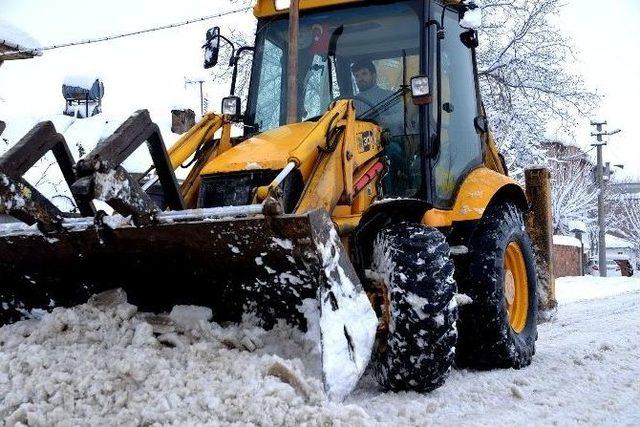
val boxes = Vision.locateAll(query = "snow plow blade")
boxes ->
[0,208,377,401]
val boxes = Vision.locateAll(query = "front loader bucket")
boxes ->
[0,111,376,400]
[0,209,377,401]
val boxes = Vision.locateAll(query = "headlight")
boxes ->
[222,96,241,118]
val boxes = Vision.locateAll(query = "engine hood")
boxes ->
[200,122,316,176]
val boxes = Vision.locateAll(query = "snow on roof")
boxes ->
[606,234,634,249]
[553,235,582,248]
[63,74,101,91]
[0,18,42,55]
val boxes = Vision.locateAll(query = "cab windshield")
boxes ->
[246,0,422,196]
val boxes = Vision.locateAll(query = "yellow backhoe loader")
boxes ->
[0,0,546,400]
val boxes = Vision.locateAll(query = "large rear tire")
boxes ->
[371,223,457,392]
[456,201,538,369]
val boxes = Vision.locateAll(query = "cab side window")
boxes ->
[432,7,483,205]
[254,39,285,132]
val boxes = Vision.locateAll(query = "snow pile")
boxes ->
[0,290,370,425]
[0,18,41,52]
[1,277,639,424]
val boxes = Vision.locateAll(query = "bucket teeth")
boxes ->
[71,166,158,225]
[0,172,65,232]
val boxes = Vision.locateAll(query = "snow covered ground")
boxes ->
[1,276,639,425]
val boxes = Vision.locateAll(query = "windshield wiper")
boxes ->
[360,87,408,121]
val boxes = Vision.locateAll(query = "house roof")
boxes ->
[0,18,42,61]
[606,234,634,249]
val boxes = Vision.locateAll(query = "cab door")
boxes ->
[429,3,484,208]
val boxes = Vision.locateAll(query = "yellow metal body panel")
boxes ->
[201,122,316,177]
[254,0,465,17]
[167,113,222,170]
[199,101,382,217]
[422,167,526,228]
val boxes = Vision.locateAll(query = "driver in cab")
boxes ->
[351,59,403,136]
[351,59,406,193]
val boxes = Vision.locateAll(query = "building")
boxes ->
[0,19,42,136]
[0,18,42,66]
[606,234,634,262]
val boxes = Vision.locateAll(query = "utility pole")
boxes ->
[185,78,205,116]
[590,120,621,277]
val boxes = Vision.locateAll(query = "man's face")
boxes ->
[353,68,376,92]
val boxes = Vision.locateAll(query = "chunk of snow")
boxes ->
[455,293,473,306]
[460,1,482,29]
[406,293,429,320]
[272,237,293,250]
[553,235,582,248]
[63,74,101,91]
[449,245,469,255]
[169,305,213,330]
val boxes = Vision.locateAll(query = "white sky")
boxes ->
[1,0,638,179]
[557,0,640,180]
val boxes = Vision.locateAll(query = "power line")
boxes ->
[3,6,251,56]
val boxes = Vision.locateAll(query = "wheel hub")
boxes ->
[504,270,516,305]
[504,242,529,333]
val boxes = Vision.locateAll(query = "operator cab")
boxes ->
[214,0,485,209]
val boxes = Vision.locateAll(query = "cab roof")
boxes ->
[253,0,464,18]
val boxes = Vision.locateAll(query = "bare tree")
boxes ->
[615,197,640,255]
[477,0,599,177]
[211,0,257,103]
[608,183,640,257]
[549,157,598,235]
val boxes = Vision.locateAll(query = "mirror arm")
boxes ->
[230,46,255,96]
[215,34,237,66]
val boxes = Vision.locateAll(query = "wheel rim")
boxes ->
[504,242,529,333]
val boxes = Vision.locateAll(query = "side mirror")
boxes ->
[203,27,220,69]
[410,76,432,105]
[460,30,479,49]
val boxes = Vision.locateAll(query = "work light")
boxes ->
[410,76,431,105]
[275,0,290,10]
[222,96,241,119]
